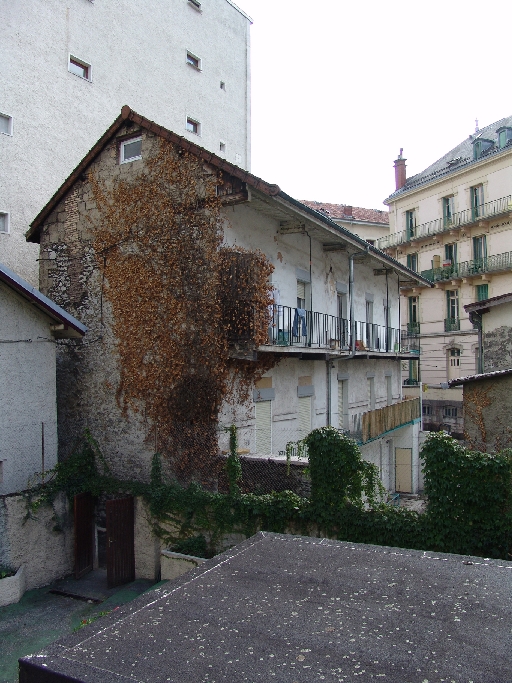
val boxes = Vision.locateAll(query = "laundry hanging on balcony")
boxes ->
[292,308,307,336]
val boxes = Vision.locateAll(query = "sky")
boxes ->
[236,0,512,211]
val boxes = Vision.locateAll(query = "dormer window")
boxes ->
[497,127,512,149]
[473,136,493,160]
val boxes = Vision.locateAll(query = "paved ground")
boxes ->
[0,569,161,683]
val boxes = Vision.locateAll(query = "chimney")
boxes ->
[394,148,407,191]
[343,205,353,218]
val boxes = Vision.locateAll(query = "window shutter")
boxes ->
[298,396,311,439]
[297,281,306,301]
[255,400,272,454]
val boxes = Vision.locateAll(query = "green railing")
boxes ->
[444,318,460,332]
[406,322,420,335]
[376,194,512,250]
[421,250,512,283]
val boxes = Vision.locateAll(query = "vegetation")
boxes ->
[26,428,512,562]
[0,565,16,580]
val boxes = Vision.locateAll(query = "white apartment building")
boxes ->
[377,116,512,436]
[1,0,251,285]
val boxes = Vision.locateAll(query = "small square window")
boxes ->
[68,56,91,81]
[186,52,201,70]
[219,142,226,153]
[0,113,13,136]
[0,212,10,234]
[120,137,142,163]
[186,118,200,135]
[220,81,226,90]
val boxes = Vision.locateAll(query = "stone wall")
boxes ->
[483,325,512,372]
[463,374,512,451]
[0,491,73,591]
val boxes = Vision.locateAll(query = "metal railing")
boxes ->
[265,305,403,353]
[406,322,420,335]
[376,194,512,250]
[444,317,460,332]
[421,250,512,282]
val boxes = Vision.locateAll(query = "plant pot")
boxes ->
[0,565,25,608]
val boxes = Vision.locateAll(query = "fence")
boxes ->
[362,398,420,443]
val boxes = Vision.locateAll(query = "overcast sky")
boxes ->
[236,0,512,211]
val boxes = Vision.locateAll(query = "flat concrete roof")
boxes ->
[20,533,512,682]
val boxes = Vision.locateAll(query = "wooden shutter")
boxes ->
[255,400,272,454]
[298,396,311,439]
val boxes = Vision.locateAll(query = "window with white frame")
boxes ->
[68,56,91,81]
[186,117,200,135]
[0,212,10,234]
[120,137,142,164]
[219,141,226,153]
[186,51,201,70]
[0,113,13,136]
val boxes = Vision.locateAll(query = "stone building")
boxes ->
[377,116,512,438]
[26,107,430,493]
[1,0,251,285]
[0,262,86,495]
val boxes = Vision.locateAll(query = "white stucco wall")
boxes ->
[1,0,251,285]
[0,281,58,494]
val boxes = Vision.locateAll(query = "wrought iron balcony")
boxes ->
[444,317,460,332]
[376,194,512,250]
[421,250,512,283]
[406,322,420,335]
[264,305,405,354]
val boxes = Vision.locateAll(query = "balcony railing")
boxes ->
[265,305,404,353]
[376,194,512,250]
[361,398,420,443]
[421,250,512,283]
[406,322,420,335]
[444,317,460,332]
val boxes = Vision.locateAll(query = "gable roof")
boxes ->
[449,367,512,387]
[25,107,431,288]
[0,262,87,338]
[386,115,512,202]
[465,291,512,314]
[300,200,389,225]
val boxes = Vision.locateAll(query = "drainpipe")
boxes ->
[398,276,403,400]
[348,247,370,358]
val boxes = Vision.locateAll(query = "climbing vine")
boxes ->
[88,136,275,484]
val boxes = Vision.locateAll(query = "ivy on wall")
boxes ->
[88,137,276,484]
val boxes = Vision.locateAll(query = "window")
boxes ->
[422,404,432,416]
[444,243,457,267]
[297,280,306,309]
[449,348,461,368]
[186,117,200,135]
[475,283,488,301]
[338,379,348,431]
[407,253,418,272]
[188,0,201,9]
[442,196,455,227]
[298,395,312,439]
[405,209,416,239]
[471,184,484,220]
[408,296,419,334]
[219,141,226,153]
[366,300,373,324]
[445,290,459,331]
[68,56,91,80]
[0,113,12,136]
[120,137,142,163]
[443,406,457,418]
[220,81,226,90]
[473,137,493,160]
[473,235,487,263]
[186,52,201,69]
[498,127,512,149]
[0,212,9,234]
[337,293,347,320]
[255,400,272,454]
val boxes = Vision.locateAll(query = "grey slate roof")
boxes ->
[0,262,87,338]
[386,114,512,201]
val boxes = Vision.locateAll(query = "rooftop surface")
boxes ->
[386,114,512,201]
[300,200,390,225]
[20,532,512,682]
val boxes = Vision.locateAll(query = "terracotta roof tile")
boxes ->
[300,200,389,225]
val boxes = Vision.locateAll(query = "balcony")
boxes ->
[263,305,406,355]
[376,194,512,250]
[406,321,420,335]
[444,317,460,332]
[421,250,512,283]
[348,398,421,443]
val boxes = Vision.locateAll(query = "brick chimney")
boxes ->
[343,205,353,218]
[394,148,407,191]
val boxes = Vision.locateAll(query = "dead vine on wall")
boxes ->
[89,138,275,484]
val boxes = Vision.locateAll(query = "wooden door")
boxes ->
[106,496,135,588]
[395,448,412,493]
[74,492,94,579]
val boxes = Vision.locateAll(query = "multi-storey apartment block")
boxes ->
[377,116,512,436]
[1,0,251,285]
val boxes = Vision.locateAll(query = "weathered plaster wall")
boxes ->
[483,325,512,372]
[0,492,73,590]
[463,374,512,450]
[1,0,250,285]
[0,281,58,495]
